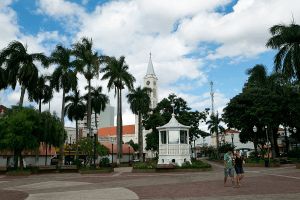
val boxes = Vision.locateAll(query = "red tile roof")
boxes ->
[98,125,135,136]
[0,143,56,156]
[101,143,134,154]
[218,129,240,134]
[278,127,284,131]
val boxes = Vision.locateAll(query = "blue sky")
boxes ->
[0,0,299,145]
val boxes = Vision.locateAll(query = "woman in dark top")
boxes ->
[233,151,245,187]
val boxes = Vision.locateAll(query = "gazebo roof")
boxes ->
[157,114,190,130]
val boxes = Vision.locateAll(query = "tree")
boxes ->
[73,137,110,168]
[126,86,152,162]
[101,56,136,164]
[0,107,64,170]
[0,65,8,90]
[206,112,225,160]
[126,140,139,152]
[64,90,86,159]
[38,111,65,166]
[72,37,106,136]
[0,41,49,107]
[83,86,109,130]
[28,75,53,113]
[50,44,78,166]
[266,20,300,82]
[143,94,209,151]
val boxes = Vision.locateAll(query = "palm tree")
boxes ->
[0,41,49,107]
[126,86,152,162]
[206,112,225,160]
[72,37,106,137]
[50,44,78,166]
[83,85,109,131]
[28,75,53,113]
[101,56,136,164]
[266,20,300,81]
[64,90,86,159]
[0,66,8,90]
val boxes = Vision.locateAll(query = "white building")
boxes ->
[157,112,191,166]
[135,54,158,158]
[77,102,114,129]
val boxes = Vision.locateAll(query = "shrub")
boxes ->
[73,158,82,169]
[288,149,300,158]
[133,163,148,169]
[153,157,158,161]
[99,157,110,166]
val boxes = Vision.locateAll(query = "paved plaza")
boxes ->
[0,160,300,200]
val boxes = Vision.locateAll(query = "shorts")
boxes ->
[235,165,244,174]
[224,168,234,178]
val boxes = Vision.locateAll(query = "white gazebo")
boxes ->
[156,104,191,166]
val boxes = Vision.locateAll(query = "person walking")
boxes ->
[224,148,236,187]
[233,151,245,187]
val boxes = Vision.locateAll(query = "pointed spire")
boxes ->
[146,52,156,77]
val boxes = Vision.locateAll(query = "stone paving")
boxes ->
[0,160,300,200]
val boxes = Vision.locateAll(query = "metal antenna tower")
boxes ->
[210,81,214,116]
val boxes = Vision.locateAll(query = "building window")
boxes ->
[169,131,179,144]
[180,130,187,144]
[161,131,167,144]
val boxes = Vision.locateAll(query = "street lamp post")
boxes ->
[231,133,234,152]
[128,144,131,163]
[253,126,259,164]
[92,126,97,170]
[69,134,71,165]
[264,126,270,167]
[293,127,298,162]
[111,139,114,164]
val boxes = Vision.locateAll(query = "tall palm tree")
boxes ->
[0,66,8,90]
[83,85,109,131]
[64,90,86,159]
[126,86,152,162]
[50,44,78,166]
[101,56,136,164]
[72,37,106,137]
[0,41,49,107]
[28,75,53,113]
[206,112,225,160]
[266,20,300,81]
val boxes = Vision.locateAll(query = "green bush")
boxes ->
[73,159,82,169]
[288,149,300,158]
[152,157,158,161]
[133,163,148,169]
[99,157,110,166]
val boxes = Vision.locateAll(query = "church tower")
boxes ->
[134,53,158,158]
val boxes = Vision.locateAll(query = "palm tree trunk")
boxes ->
[19,84,26,107]
[116,88,121,165]
[39,99,42,113]
[95,112,98,141]
[216,126,219,160]
[268,125,276,159]
[75,119,79,159]
[88,79,92,135]
[120,89,123,162]
[36,99,42,166]
[59,88,66,166]
[49,101,50,111]
[254,132,259,163]
[138,111,143,162]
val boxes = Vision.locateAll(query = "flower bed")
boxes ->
[79,168,114,174]
[6,172,32,176]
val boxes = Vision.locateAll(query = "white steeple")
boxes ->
[145,52,156,78]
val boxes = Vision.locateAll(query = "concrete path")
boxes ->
[0,163,299,199]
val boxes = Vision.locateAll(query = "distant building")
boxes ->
[0,105,8,118]
[97,125,135,144]
[77,101,114,129]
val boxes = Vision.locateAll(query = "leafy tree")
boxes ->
[64,90,86,159]
[206,112,225,160]
[266,20,300,82]
[101,56,136,164]
[143,94,209,151]
[73,137,110,168]
[126,140,139,152]
[50,44,78,166]
[39,111,65,166]
[126,86,152,162]
[83,86,109,130]
[0,41,49,107]
[0,107,64,170]
[219,142,235,154]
